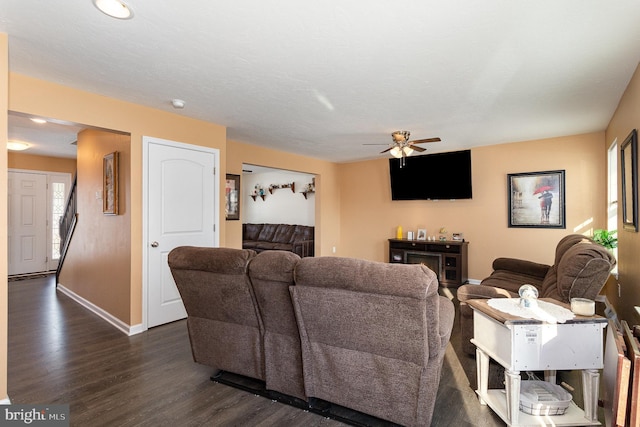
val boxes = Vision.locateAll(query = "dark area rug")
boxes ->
[211,370,402,427]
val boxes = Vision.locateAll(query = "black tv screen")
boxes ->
[389,149,472,200]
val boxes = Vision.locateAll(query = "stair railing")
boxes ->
[56,174,78,283]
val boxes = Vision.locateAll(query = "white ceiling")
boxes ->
[3,1,640,162]
[8,113,81,158]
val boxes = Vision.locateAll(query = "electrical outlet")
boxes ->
[332,246,336,253]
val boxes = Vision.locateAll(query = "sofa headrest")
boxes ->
[540,237,616,300]
[555,240,616,301]
[554,234,593,266]
[294,256,437,299]
[243,223,263,241]
[248,250,301,282]
[168,246,256,273]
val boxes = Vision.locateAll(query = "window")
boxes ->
[51,182,66,259]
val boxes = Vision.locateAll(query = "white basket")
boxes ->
[519,380,572,416]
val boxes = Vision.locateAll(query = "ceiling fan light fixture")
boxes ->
[390,147,402,158]
[93,0,134,20]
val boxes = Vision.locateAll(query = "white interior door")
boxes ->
[8,171,48,275]
[146,138,217,328]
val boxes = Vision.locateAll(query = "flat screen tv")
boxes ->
[389,149,472,200]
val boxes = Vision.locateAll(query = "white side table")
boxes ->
[468,298,607,427]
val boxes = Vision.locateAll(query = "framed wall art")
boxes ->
[621,129,638,232]
[225,174,240,220]
[103,151,119,215]
[507,170,565,228]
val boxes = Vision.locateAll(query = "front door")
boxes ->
[145,137,218,328]
[8,171,48,275]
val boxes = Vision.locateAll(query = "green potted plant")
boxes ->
[592,229,617,250]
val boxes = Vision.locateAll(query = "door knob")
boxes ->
[150,241,159,248]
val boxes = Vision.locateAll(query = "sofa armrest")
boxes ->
[437,296,455,350]
[458,283,519,303]
[492,257,550,278]
[292,239,314,257]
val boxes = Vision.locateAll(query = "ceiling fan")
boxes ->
[366,131,441,167]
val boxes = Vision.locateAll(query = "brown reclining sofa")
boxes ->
[457,234,616,355]
[242,223,314,257]
[168,246,454,427]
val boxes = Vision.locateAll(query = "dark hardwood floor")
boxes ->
[7,275,504,426]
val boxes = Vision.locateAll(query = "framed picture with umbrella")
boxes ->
[507,170,566,228]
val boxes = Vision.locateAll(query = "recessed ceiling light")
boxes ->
[93,0,134,20]
[30,118,47,124]
[7,141,30,151]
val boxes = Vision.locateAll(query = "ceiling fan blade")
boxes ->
[380,147,393,154]
[363,143,391,146]
[411,145,426,152]
[411,137,441,144]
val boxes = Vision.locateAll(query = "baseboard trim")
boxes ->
[129,323,146,335]
[0,396,11,405]
[56,283,145,336]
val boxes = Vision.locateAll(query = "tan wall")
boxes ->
[58,130,132,323]
[226,140,341,255]
[8,152,76,174]
[9,73,226,326]
[606,63,640,324]
[1,33,9,402]
[338,132,607,280]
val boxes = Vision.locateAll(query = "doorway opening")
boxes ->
[241,164,316,227]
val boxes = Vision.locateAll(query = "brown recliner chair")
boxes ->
[457,234,616,354]
[167,247,265,380]
[290,257,455,427]
[247,250,306,400]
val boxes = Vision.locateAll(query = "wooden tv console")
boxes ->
[388,238,468,287]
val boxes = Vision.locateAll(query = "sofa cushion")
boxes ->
[257,223,278,242]
[291,225,313,243]
[492,258,550,278]
[273,243,293,251]
[480,270,543,294]
[244,223,263,241]
[248,251,305,399]
[256,242,278,251]
[273,224,295,243]
[242,241,259,249]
